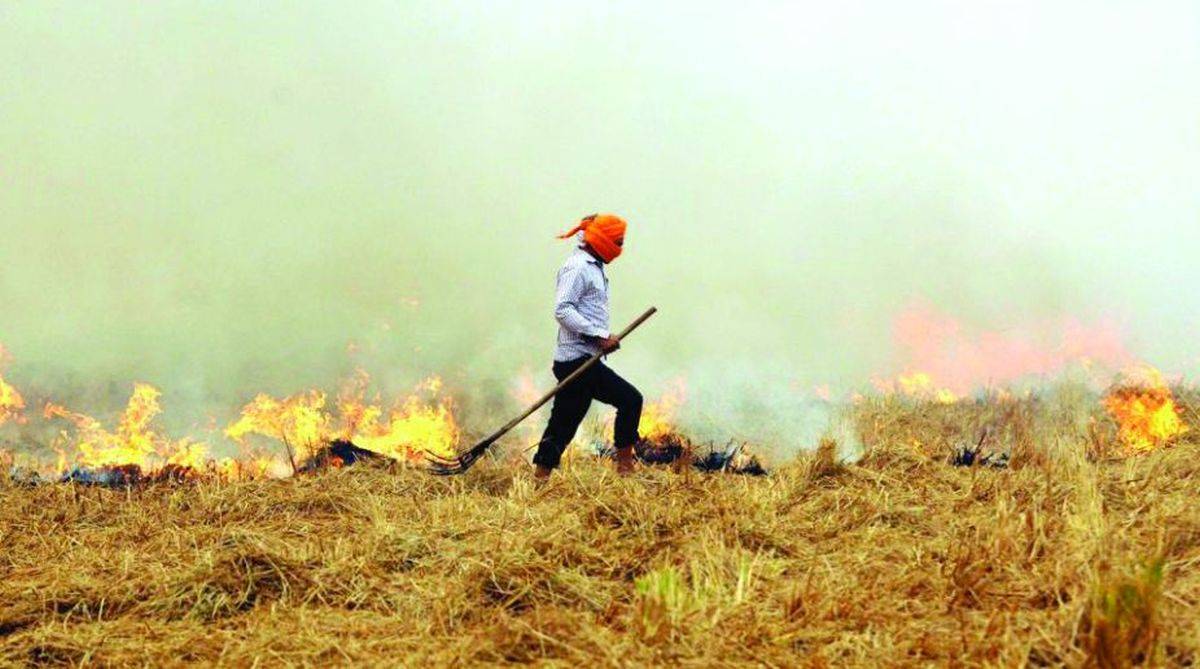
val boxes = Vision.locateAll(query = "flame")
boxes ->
[226,371,460,463]
[337,371,459,461]
[225,390,330,462]
[214,455,284,481]
[872,371,958,404]
[1102,366,1188,454]
[882,301,1132,396]
[347,396,459,460]
[166,440,210,471]
[0,373,25,426]
[639,382,685,442]
[46,383,210,472]
[0,344,26,426]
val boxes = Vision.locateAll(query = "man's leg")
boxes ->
[532,359,595,472]
[592,362,643,473]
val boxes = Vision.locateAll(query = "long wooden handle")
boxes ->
[482,306,658,443]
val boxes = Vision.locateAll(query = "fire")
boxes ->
[872,372,958,404]
[46,383,211,472]
[166,440,211,471]
[0,373,25,426]
[898,372,958,404]
[882,301,1132,396]
[337,372,460,461]
[227,371,460,463]
[1102,366,1188,454]
[639,380,686,442]
[225,390,330,462]
[214,455,285,481]
[0,344,26,426]
[345,395,459,460]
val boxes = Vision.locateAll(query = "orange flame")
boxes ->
[213,455,285,481]
[226,371,460,463]
[0,344,26,426]
[871,371,958,404]
[881,301,1131,396]
[0,374,25,426]
[225,390,330,462]
[46,383,210,472]
[1102,366,1188,454]
[337,371,459,461]
[639,379,687,442]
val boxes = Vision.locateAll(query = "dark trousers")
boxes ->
[533,357,643,469]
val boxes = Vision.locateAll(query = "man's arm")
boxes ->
[554,265,607,337]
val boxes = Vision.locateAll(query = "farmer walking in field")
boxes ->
[533,213,643,481]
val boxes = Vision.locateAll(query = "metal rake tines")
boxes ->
[422,442,489,475]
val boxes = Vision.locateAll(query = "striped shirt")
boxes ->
[553,246,610,362]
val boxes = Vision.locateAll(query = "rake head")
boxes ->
[423,436,497,475]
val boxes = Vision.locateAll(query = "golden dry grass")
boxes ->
[2,392,1198,667]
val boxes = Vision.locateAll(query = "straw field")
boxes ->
[2,390,1198,667]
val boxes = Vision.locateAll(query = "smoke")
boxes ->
[2,1,1198,453]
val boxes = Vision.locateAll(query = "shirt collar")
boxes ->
[574,246,602,266]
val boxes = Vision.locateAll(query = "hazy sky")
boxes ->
[2,2,1198,440]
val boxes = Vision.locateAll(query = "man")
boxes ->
[533,213,643,480]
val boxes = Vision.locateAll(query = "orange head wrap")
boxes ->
[558,213,627,263]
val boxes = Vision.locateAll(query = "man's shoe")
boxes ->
[615,447,636,476]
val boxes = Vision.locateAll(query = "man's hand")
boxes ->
[598,336,621,353]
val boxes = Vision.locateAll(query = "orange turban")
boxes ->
[558,213,627,263]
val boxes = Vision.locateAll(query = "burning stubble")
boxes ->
[1,2,1198,465]
[1,5,1198,665]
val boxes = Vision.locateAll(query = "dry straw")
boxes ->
[2,387,1198,666]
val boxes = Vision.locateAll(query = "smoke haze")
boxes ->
[2,1,1198,449]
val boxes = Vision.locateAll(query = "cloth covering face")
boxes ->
[558,214,626,263]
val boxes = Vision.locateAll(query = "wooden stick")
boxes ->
[280,433,299,476]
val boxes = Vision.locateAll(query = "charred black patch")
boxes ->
[634,434,687,464]
[693,444,769,476]
[950,428,1010,469]
[55,463,204,488]
[609,437,768,475]
[59,464,143,487]
[300,439,383,472]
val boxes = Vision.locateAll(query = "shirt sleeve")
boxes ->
[554,265,609,338]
